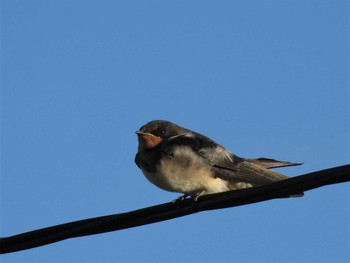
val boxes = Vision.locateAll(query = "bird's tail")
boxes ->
[234,159,304,197]
[247,158,302,169]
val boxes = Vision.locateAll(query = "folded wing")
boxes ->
[165,132,301,187]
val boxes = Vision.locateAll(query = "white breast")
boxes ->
[141,146,230,195]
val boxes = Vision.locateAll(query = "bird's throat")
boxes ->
[138,133,163,151]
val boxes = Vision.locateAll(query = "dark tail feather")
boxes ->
[247,158,302,169]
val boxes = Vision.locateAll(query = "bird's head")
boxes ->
[136,120,187,151]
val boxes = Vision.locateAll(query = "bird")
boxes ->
[135,120,302,200]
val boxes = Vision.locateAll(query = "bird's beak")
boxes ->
[135,131,147,136]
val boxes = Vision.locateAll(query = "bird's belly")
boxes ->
[141,146,230,195]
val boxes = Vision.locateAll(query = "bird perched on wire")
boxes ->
[135,120,302,200]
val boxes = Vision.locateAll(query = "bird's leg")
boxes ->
[192,190,206,202]
[172,190,206,208]
[179,193,189,201]
[172,194,189,206]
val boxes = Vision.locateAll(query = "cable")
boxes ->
[0,164,349,254]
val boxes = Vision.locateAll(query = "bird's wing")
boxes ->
[164,132,293,186]
[245,158,302,169]
[197,146,290,186]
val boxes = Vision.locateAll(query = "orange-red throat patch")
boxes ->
[137,132,163,150]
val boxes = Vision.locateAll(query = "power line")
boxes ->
[0,164,349,254]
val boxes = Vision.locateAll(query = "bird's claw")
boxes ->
[192,190,206,202]
[172,194,189,206]
[172,190,206,207]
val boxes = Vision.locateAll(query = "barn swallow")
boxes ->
[135,120,302,200]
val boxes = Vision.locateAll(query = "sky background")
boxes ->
[1,0,349,262]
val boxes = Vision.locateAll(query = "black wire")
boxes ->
[0,165,349,254]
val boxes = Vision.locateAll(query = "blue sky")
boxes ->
[1,0,349,262]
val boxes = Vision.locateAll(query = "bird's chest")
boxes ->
[139,146,217,194]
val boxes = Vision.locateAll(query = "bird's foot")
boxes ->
[192,190,206,202]
[172,190,206,208]
[172,194,189,207]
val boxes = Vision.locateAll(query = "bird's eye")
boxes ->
[152,128,166,137]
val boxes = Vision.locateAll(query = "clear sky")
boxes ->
[1,0,349,262]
